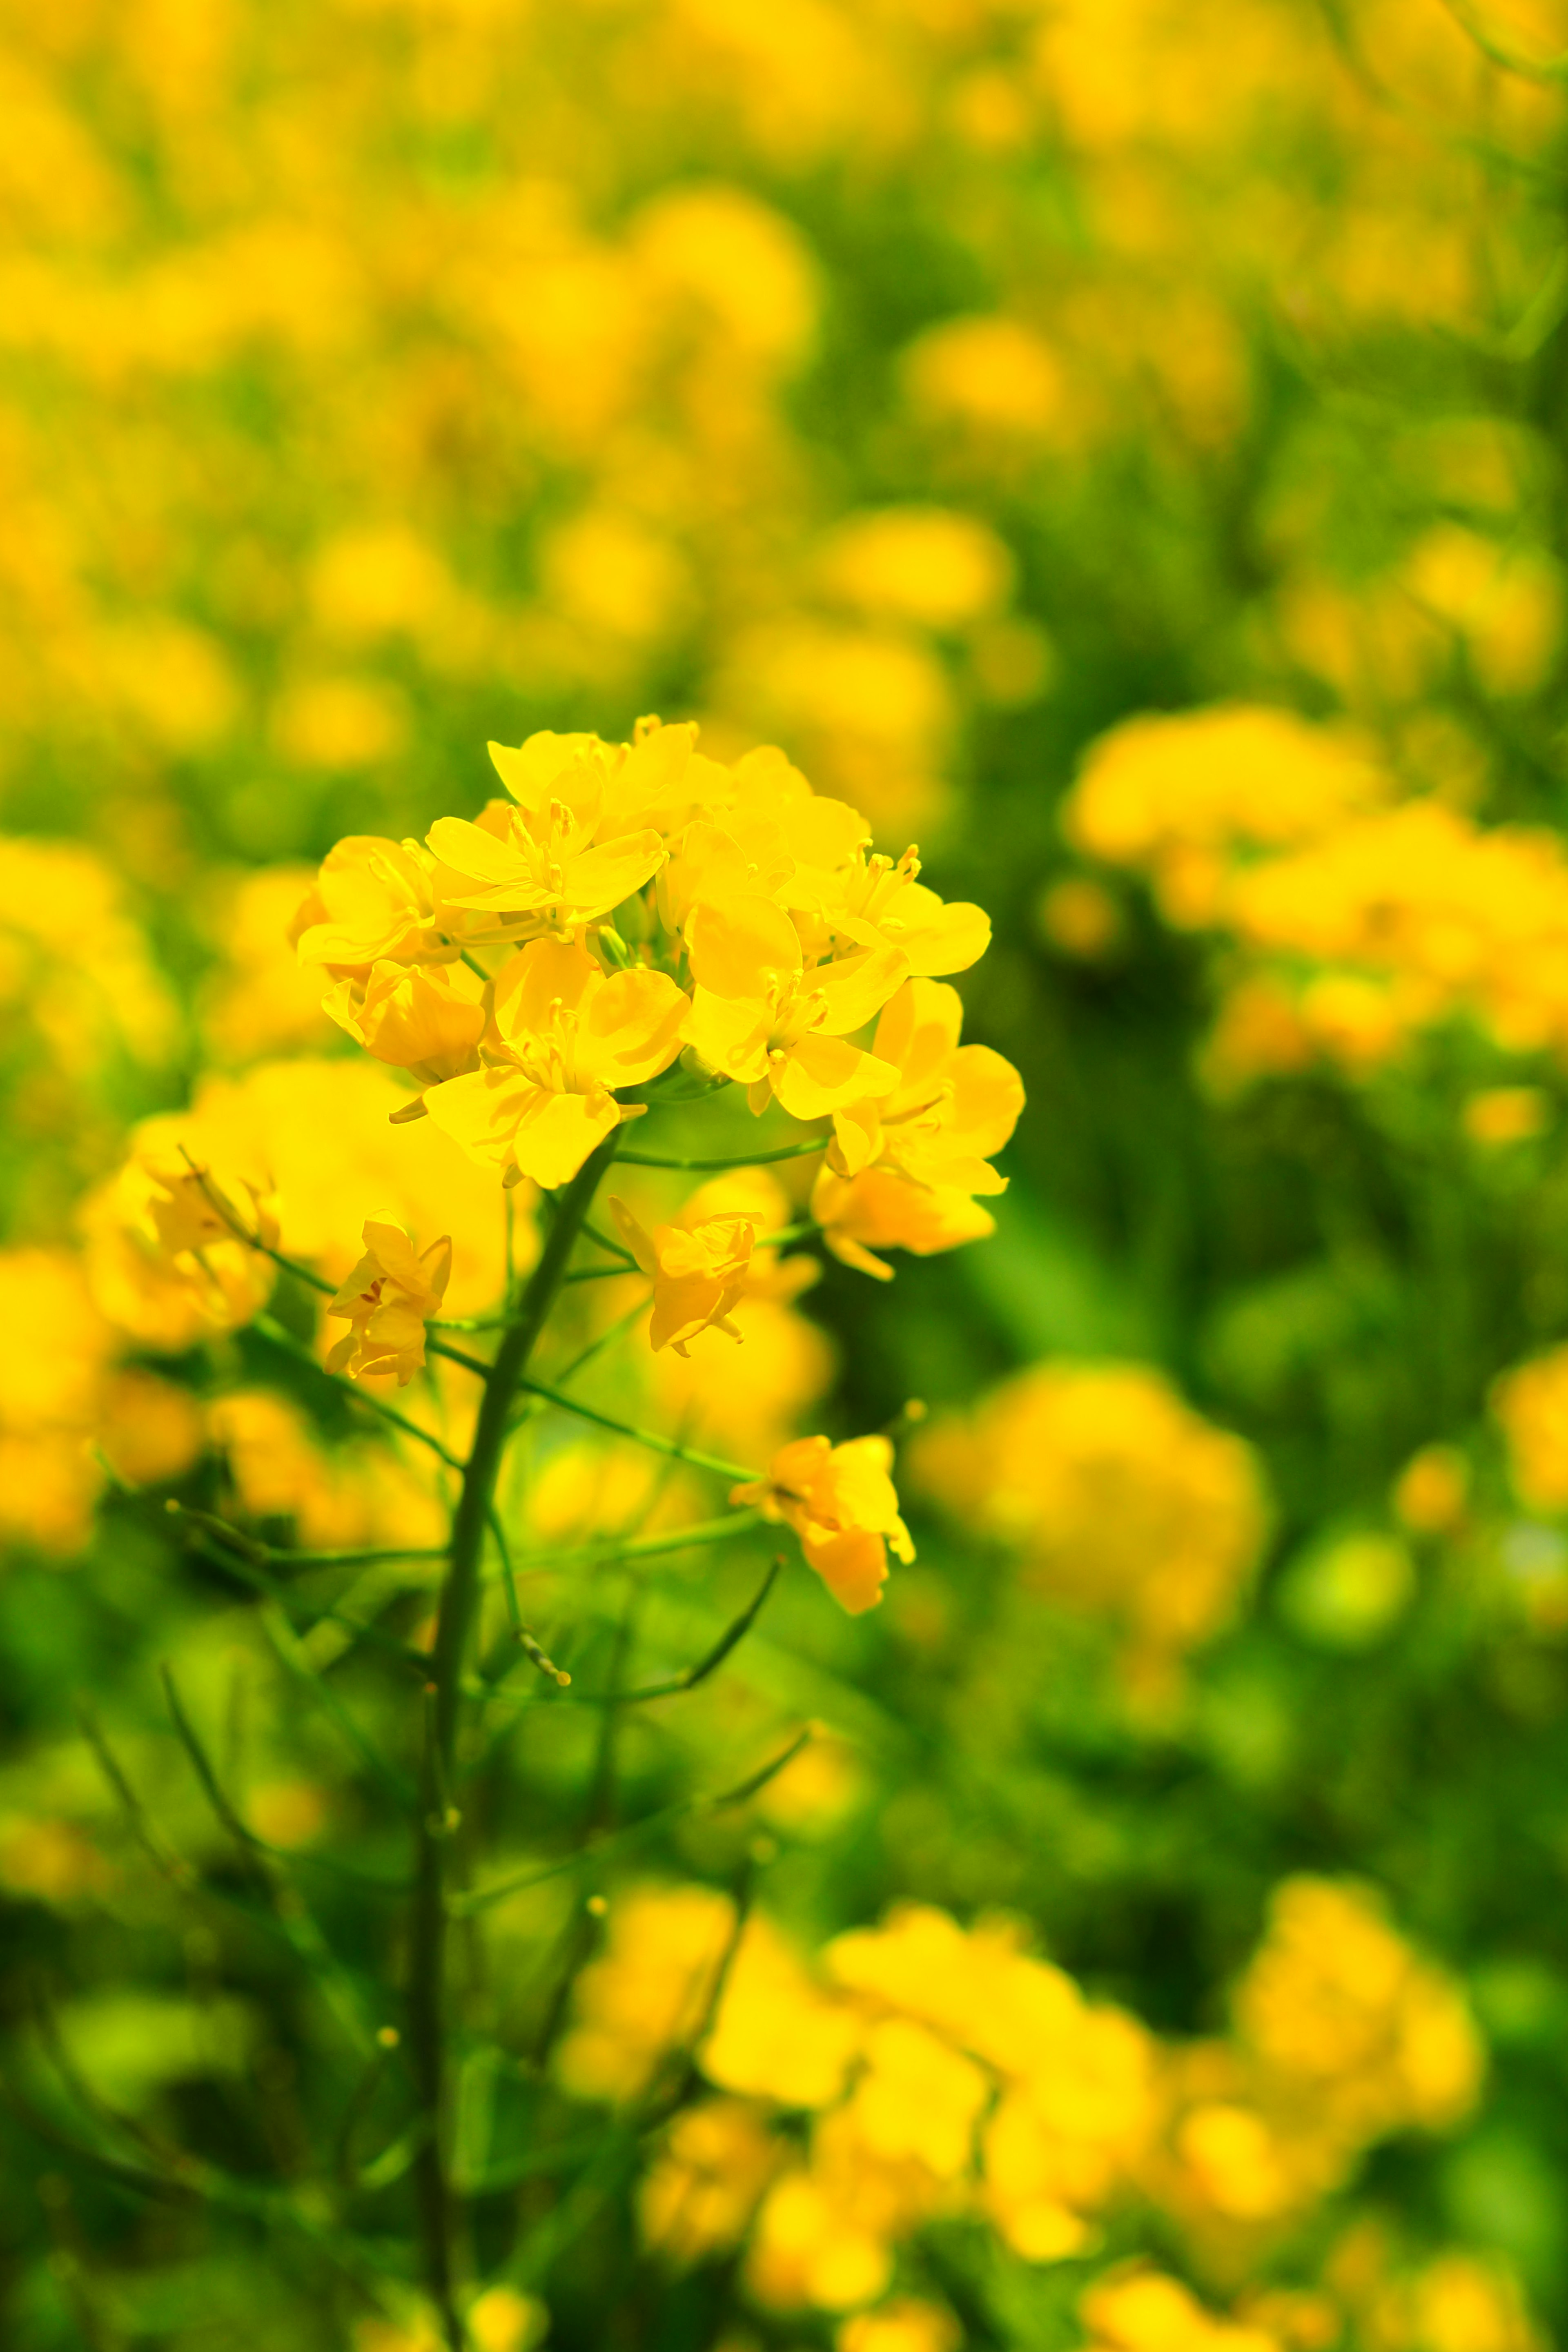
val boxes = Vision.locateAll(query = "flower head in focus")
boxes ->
[293,836,452,972]
[321,959,486,1113]
[608,1195,757,1356]
[684,893,906,1118]
[806,843,991,976]
[826,978,1023,1190]
[425,937,686,1189]
[811,979,1023,1277]
[813,1167,998,1282]
[733,1433,914,1612]
[425,725,695,946]
[325,1217,452,1384]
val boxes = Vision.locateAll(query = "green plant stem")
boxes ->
[613,1138,825,1169]
[406,1131,621,2350]
[514,1377,759,1484]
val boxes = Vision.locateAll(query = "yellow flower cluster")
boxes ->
[559,1871,1483,2332]
[1063,703,1568,1087]
[563,1890,1158,2310]
[293,719,1020,1265]
[1155,1879,1484,2250]
[913,1360,1270,1695]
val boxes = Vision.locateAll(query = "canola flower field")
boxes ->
[8,2,1568,2348]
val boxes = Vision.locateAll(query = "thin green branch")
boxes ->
[159,1664,385,2053]
[251,1314,464,1470]
[427,1336,494,1377]
[178,1524,436,1686]
[508,1508,762,1578]
[455,1725,811,1917]
[613,1138,826,1170]
[515,1379,759,1485]
[581,1219,637,1266]
[257,1600,418,1811]
[167,1501,448,1574]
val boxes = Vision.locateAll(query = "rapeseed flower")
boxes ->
[824,977,1023,1191]
[324,1218,452,1385]
[321,960,486,1109]
[684,893,905,1118]
[913,1363,1268,1685]
[607,1195,756,1356]
[425,725,699,945]
[733,1433,914,1613]
[293,836,452,972]
[425,938,686,1189]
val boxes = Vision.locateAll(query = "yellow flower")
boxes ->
[82,1135,279,1352]
[639,2098,782,2265]
[911,1363,1268,1675]
[321,959,486,1108]
[324,1217,451,1384]
[838,2301,962,2352]
[425,725,693,944]
[293,835,451,971]
[825,977,1023,1189]
[804,844,991,977]
[813,1167,998,1282]
[608,1194,757,1356]
[732,1433,914,1613]
[684,893,905,1118]
[425,938,687,1189]
[1492,1344,1568,1512]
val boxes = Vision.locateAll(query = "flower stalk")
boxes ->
[407,1128,622,2348]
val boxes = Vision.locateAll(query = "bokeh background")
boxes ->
[9,2,1568,2348]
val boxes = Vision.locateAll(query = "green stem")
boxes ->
[514,1378,758,1485]
[613,1138,825,1170]
[406,1132,620,2348]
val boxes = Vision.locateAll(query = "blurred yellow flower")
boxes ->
[913,1362,1269,1681]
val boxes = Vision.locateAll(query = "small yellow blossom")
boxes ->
[812,1167,998,1282]
[425,937,687,1189]
[425,726,690,944]
[321,958,486,1105]
[804,843,992,976]
[732,1433,914,1613]
[556,1884,737,2102]
[608,1194,756,1355]
[825,977,1024,1190]
[293,835,451,972]
[1081,2269,1282,2352]
[684,893,906,1118]
[1463,1087,1551,1147]
[467,2287,548,2352]
[324,1218,452,1384]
